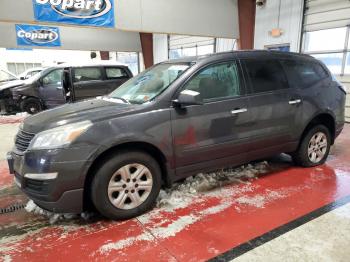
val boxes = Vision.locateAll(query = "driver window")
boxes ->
[42,69,63,85]
[182,62,241,101]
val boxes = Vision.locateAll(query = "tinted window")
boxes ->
[244,59,288,93]
[42,69,63,85]
[74,67,102,82]
[281,60,328,88]
[182,62,241,101]
[106,67,128,79]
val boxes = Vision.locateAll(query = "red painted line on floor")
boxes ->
[0,116,26,125]
[0,125,349,261]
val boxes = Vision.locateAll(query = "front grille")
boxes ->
[15,130,35,153]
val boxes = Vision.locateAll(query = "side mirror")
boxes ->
[20,76,25,80]
[173,90,203,107]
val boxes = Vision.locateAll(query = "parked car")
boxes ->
[1,63,133,114]
[18,67,45,80]
[0,69,24,114]
[7,51,345,220]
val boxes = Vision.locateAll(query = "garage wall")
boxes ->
[0,22,142,52]
[153,34,168,64]
[1,0,239,39]
[302,0,350,122]
[116,0,239,38]
[254,0,304,52]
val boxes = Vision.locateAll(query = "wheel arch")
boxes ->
[83,141,171,210]
[299,112,336,146]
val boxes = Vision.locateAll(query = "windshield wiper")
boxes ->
[110,97,130,104]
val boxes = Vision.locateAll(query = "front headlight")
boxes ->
[29,120,92,150]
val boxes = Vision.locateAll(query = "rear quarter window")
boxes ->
[105,67,129,79]
[74,67,102,82]
[281,60,329,89]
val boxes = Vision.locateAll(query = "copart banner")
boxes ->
[16,24,61,47]
[32,0,115,28]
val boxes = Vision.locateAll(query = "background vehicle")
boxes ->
[8,51,345,220]
[9,63,133,114]
[0,69,23,114]
[18,67,45,80]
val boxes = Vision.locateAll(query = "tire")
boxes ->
[91,150,162,220]
[292,125,331,167]
[21,98,42,114]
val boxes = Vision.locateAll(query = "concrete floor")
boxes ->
[0,116,349,261]
[0,123,19,160]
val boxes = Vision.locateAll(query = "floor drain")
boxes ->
[0,203,26,214]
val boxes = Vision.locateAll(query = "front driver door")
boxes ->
[38,68,65,108]
[171,60,251,177]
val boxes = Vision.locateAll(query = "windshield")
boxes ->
[109,63,191,104]
[0,70,17,83]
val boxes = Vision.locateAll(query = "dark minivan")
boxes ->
[4,63,132,114]
[8,51,346,220]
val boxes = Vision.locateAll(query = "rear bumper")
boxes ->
[335,122,344,140]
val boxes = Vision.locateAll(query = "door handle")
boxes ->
[289,99,301,105]
[231,108,248,114]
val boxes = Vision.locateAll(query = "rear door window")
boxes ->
[105,67,129,79]
[74,67,102,82]
[243,59,289,93]
[281,60,328,88]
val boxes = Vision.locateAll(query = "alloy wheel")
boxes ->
[107,163,153,210]
[307,132,328,163]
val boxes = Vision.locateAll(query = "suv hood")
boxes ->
[23,98,140,133]
[0,80,25,91]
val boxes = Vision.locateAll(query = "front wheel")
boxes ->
[292,125,331,167]
[91,150,161,220]
[21,98,42,114]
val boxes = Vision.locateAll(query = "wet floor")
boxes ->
[0,120,349,261]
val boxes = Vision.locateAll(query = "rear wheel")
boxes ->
[91,151,161,220]
[21,98,42,114]
[292,125,331,167]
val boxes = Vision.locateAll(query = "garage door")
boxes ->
[302,0,350,122]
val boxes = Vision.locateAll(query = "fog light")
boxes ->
[24,172,58,180]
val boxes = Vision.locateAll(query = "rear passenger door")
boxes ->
[241,58,296,156]
[104,67,131,93]
[72,67,108,100]
[280,59,330,140]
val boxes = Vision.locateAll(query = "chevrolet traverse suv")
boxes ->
[8,51,346,220]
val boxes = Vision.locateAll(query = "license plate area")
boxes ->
[7,153,14,175]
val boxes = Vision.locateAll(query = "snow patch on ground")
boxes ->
[25,200,94,224]
[99,162,273,253]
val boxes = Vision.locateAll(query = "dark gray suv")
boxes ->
[7,51,346,220]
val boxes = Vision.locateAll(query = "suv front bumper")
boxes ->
[7,147,95,213]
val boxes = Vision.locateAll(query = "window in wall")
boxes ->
[7,62,42,75]
[345,53,350,75]
[197,45,214,56]
[116,52,139,76]
[304,28,347,52]
[74,68,102,82]
[243,59,288,93]
[311,53,343,75]
[182,62,241,101]
[303,26,350,75]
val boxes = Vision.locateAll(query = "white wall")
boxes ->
[254,0,304,52]
[153,34,168,64]
[0,48,104,71]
